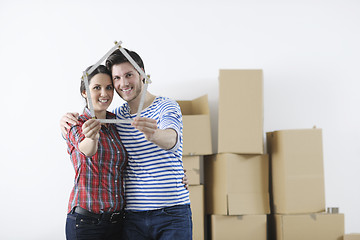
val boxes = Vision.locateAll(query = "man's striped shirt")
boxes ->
[112,96,190,211]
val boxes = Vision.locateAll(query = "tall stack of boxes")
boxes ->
[178,70,347,239]
[266,129,345,239]
[205,69,269,240]
[177,95,213,240]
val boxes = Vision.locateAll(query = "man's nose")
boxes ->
[121,77,129,86]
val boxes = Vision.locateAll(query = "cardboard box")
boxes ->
[266,128,326,214]
[218,69,264,154]
[204,153,270,215]
[344,234,360,240]
[189,185,205,240]
[272,213,344,240]
[211,214,267,240]
[183,156,204,185]
[177,95,212,156]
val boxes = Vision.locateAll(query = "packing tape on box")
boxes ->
[327,207,339,214]
[82,40,151,124]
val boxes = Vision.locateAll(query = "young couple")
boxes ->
[60,48,192,240]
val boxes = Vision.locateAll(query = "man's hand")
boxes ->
[183,169,189,190]
[60,112,79,137]
[131,117,158,141]
[132,117,177,150]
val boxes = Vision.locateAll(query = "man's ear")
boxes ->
[141,68,146,83]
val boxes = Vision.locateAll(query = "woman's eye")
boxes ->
[106,85,113,90]
[93,86,100,90]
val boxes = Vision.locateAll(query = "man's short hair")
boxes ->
[105,48,145,74]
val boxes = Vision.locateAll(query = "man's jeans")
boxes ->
[122,204,193,240]
[65,211,123,240]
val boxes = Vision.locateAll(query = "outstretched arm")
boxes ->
[78,119,101,156]
[132,117,177,150]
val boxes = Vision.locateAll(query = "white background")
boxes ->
[1,0,359,239]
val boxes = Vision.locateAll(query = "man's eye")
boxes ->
[126,73,133,78]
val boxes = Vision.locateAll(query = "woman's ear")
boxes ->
[81,91,87,99]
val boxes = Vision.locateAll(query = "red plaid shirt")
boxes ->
[66,108,127,214]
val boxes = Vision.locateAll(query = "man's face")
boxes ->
[111,62,143,104]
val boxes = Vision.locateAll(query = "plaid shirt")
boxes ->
[66,108,127,214]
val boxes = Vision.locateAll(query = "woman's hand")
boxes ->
[82,119,101,140]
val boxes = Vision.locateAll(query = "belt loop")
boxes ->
[71,207,76,214]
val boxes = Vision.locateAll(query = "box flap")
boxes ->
[276,213,344,240]
[177,94,209,115]
[228,193,270,215]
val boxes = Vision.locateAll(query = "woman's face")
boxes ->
[82,73,114,114]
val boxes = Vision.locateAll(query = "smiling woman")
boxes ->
[65,65,128,240]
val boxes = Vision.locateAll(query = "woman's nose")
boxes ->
[100,88,107,96]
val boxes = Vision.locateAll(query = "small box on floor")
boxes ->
[344,234,360,240]
[271,213,344,240]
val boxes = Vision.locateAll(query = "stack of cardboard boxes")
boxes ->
[205,70,269,240]
[177,95,212,240]
[266,128,345,239]
[178,70,269,239]
[178,69,348,239]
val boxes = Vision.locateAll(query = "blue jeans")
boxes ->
[66,211,123,240]
[122,204,192,240]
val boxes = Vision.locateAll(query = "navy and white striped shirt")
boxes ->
[112,96,190,211]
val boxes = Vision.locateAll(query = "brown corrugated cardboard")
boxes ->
[267,128,326,214]
[177,95,212,155]
[211,214,267,240]
[273,213,344,240]
[205,153,270,215]
[218,69,264,154]
[344,234,360,240]
[189,185,205,240]
[182,156,204,185]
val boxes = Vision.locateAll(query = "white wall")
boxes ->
[1,0,359,239]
